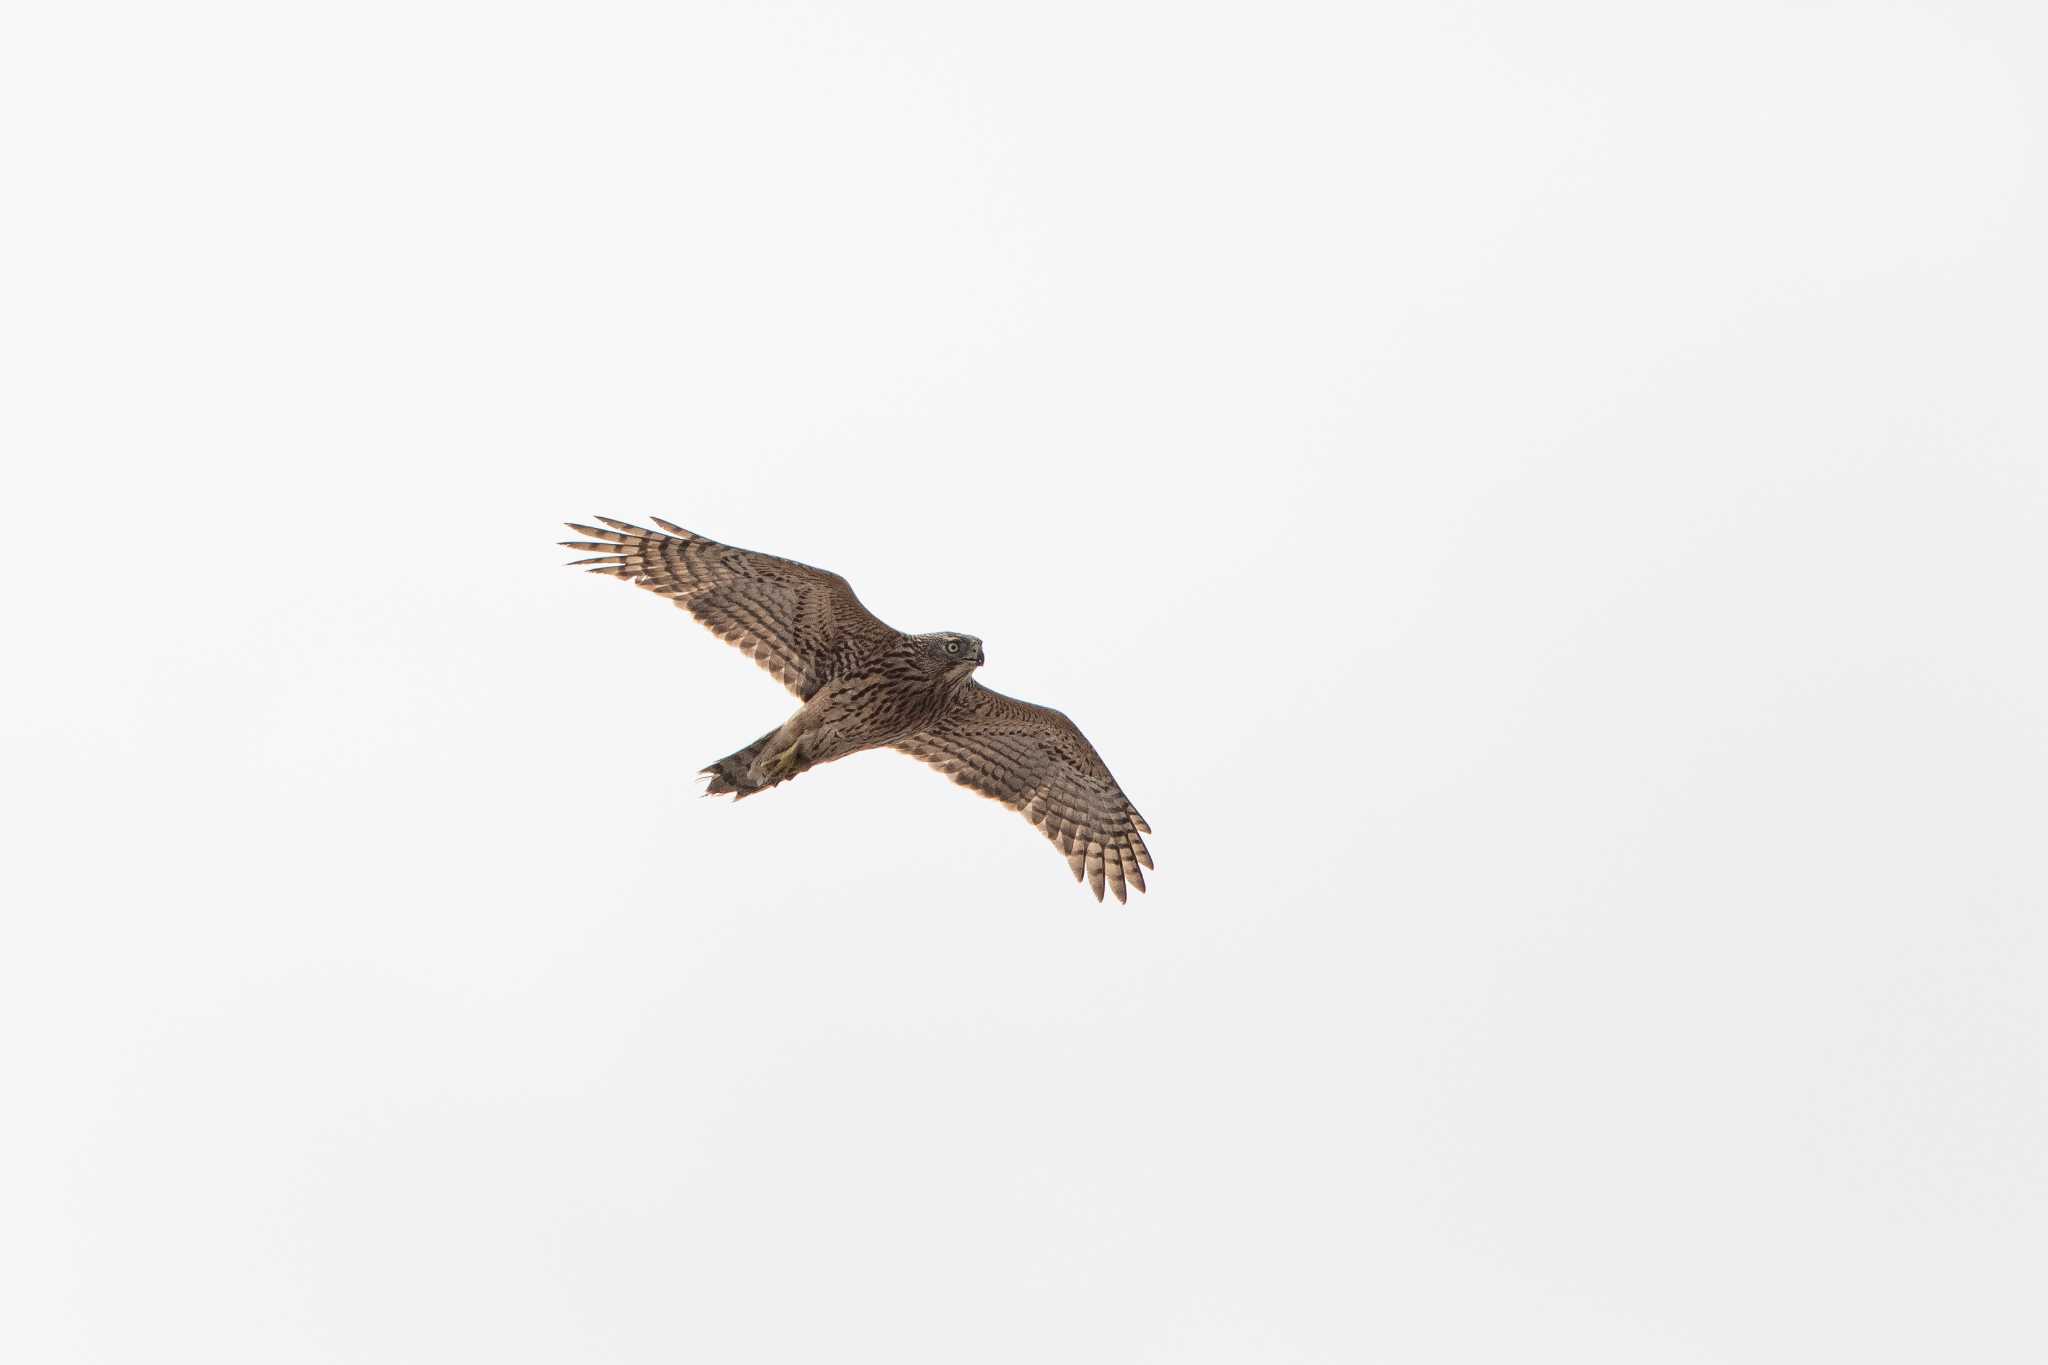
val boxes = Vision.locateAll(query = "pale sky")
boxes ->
[5,1,2046,1361]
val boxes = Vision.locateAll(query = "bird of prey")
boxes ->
[561,517,1153,901]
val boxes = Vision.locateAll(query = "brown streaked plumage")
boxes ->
[562,517,1153,901]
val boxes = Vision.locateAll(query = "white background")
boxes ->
[5,1,2045,1360]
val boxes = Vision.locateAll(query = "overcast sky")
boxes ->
[5,1,2046,1361]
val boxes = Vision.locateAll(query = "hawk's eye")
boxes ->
[945,641,961,654]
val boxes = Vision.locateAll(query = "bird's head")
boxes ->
[923,632,985,674]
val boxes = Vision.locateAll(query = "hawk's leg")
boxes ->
[747,715,833,786]
[721,681,904,792]
[703,724,822,796]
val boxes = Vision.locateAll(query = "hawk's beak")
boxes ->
[975,646,987,665]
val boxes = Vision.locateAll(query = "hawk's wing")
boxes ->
[893,681,1152,902]
[563,517,896,699]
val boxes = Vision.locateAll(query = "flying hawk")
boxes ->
[562,517,1153,901]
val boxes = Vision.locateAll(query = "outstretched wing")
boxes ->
[893,682,1152,903]
[562,517,896,699]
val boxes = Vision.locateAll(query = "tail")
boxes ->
[701,729,787,800]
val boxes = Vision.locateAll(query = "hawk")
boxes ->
[561,517,1154,901]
